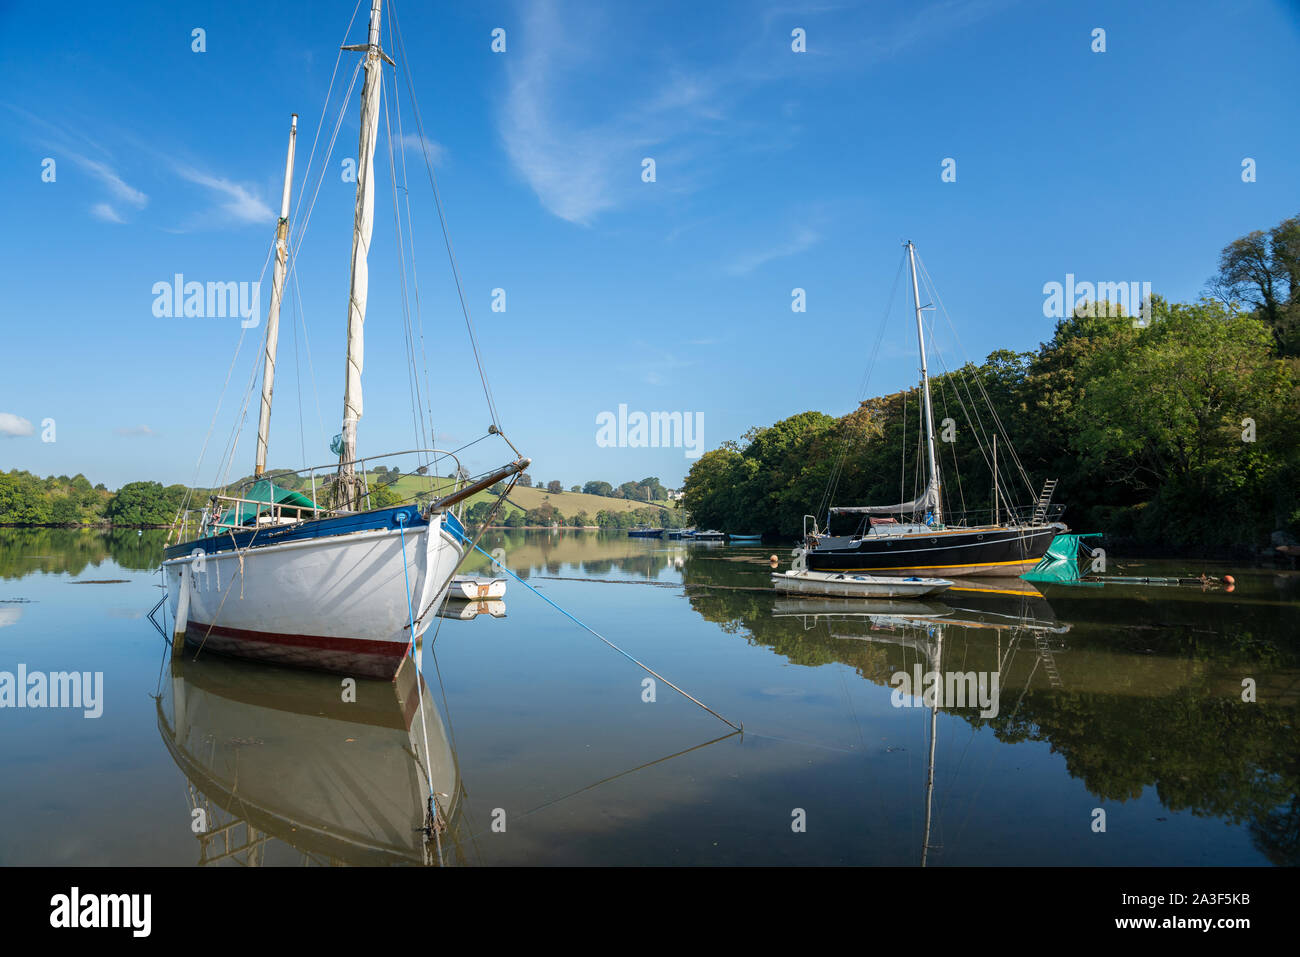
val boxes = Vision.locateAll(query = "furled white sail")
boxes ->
[255,114,298,477]
[830,481,939,516]
[339,0,384,499]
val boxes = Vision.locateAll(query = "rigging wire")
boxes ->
[289,244,308,469]
[388,0,501,430]
[387,19,441,479]
[899,386,907,512]
[464,539,742,731]
[170,236,277,526]
[816,251,907,524]
[380,68,432,466]
[289,265,327,456]
[936,373,967,517]
[915,251,1037,504]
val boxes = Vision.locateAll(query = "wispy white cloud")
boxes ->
[90,202,126,224]
[0,413,34,438]
[499,2,727,225]
[497,0,1016,226]
[7,105,150,223]
[114,424,155,437]
[726,227,820,276]
[173,166,274,225]
[396,132,446,165]
[68,152,148,208]
[624,344,697,385]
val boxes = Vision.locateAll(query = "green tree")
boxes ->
[1210,214,1300,355]
[525,502,563,526]
[104,482,186,526]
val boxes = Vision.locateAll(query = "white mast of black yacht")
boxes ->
[907,241,942,525]
[254,114,298,478]
[337,0,391,508]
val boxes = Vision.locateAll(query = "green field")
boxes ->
[365,472,676,519]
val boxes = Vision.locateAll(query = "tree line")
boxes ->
[682,213,1300,552]
[0,468,683,529]
[0,472,187,527]
[510,474,673,502]
[463,498,686,529]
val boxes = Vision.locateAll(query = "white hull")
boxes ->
[163,517,465,679]
[772,569,953,599]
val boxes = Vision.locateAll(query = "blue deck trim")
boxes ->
[443,509,467,543]
[164,504,438,561]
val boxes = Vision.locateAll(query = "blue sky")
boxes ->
[1,0,1297,491]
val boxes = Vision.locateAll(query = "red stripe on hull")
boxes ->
[185,622,411,680]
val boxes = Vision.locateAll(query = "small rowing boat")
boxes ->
[446,576,507,601]
[772,568,953,599]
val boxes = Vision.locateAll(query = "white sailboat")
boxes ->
[162,0,527,679]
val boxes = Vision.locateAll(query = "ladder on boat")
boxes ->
[1031,479,1058,525]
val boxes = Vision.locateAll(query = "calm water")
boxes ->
[0,527,1296,866]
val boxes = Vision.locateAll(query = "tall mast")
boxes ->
[907,241,942,525]
[337,0,391,508]
[254,113,298,478]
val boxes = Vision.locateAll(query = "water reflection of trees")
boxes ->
[465,529,676,580]
[0,528,169,580]
[679,553,1300,865]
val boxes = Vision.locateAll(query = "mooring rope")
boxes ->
[396,515,446,863]
[463,540,742,732]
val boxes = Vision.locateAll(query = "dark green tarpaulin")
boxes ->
[218,479,319,528]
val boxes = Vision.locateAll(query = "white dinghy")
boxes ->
[446,576,507,601]
[772,547,951,598]
[772,569,953,599]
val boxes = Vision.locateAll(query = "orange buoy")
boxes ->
[1223,574,1235,586]
[769,554,779,564]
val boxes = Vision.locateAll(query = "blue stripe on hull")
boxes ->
[165,505,465,561]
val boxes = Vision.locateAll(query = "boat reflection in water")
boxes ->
[774,579,1068,866]
[436,598,507,621]
[156,650,465,866]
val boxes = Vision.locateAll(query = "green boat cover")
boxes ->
[217,479,320,528]
[1021,532,1102,583]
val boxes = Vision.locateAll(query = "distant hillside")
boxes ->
[366,473,675,518]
